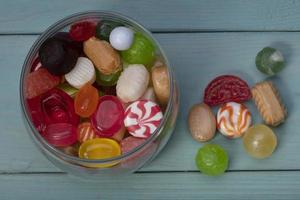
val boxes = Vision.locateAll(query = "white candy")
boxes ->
[65,57,96,89]
[117,64,149,103]
[140,87,157,102]
[109,26,134,51]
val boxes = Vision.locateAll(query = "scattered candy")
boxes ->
[83,37,121,75]
[25,68,60,99]
[251,81,287,126]
[39,37,79,76]
[78,138,121,168]
[69,21,96,41]
[74,83,99,117]
[121,136,147,154]
[243,124,277,159]
[96,20,122,41]
[91,95,125,137]
[195,144,229,176]
[65,57,96,89]
[95,69,121,86]
[141,87,157,102]
[116,64,149,103]
[188,103,216,142]
[77,122,98,143]
[217,102,252,138]
[109,26,134,50]
[124,100,163,138]
[43,123,77,147]
[204,75,251,106]
[256,47,285,76]
[121,32,155,67]
[152,66,170,105]
[57,83,78,98]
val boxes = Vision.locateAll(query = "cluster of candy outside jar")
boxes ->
[24,19,171,168]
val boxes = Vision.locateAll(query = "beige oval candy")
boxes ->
[152,66,170,105]
[83,37,121,75]
[188,103,216,142]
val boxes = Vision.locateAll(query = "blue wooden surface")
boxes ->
[1,0,300,199]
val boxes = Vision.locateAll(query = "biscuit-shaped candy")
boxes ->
[251,81,287,126]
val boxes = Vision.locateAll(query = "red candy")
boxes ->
[43,123,77,147]
[31,57,43,72]
[25,68,60,99]
[204,75,251,106]
[121,136,146,154]
[27,88,80,134]
[69,21,96,42]
[91,95,125,137]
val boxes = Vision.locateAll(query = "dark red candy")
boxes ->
[69,21,96,42]
[204,75,251,106]
[43,123,77,147]
[25,68,60,99]
[31,57,43,72]
[27,88,80,134]
[39,37,79,76]
[53,32,83,54]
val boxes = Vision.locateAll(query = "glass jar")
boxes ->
[19,11,179,179]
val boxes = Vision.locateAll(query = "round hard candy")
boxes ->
[124,100,163,138]
[109,26,134,51]
[43,123,77,147]
[217,102,252,138]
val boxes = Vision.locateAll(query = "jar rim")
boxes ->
[19,10,175,165]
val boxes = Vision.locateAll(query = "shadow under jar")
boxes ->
[19,11,179,179]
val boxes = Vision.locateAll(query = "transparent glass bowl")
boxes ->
[19,11,179,178]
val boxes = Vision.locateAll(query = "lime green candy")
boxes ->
[95,69,121,86]
[121,32,155,68]
[58,83,78,98]
[255,47,285,76]
[195,144,229,176]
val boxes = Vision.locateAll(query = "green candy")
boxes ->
[195,144,229,176]
[95,69,121,86]
[58,83,78,98]
[95,20,122,41]
[255,47,285,76]
[121,32,155,68]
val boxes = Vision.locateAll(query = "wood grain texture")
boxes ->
[1,0,300,33]
[1,32,299,173]
[1,172,300,199]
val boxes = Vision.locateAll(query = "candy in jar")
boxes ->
[95,20,122,41]
[69,21,96,42]
[116,64,149,103]
[217,102,252,138]
[95,69,121,87]
[243,124,277,159]
[152,66,170,105]
[140,87,157,103]
[74,83,99,117]
[121,136,147,154]
[91,95,125,137]
[124,100,163,138]
[77,122,98,143]
[43,123,77,147]
[109,26,134,51]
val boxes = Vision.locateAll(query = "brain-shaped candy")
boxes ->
[217,102,251,138]
[124,100,163,138]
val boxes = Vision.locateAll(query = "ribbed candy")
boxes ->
[124,100,163,138]
[77,122,98,143]
[65,57,95,89]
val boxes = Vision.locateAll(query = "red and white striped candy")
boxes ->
[124,100,163,138]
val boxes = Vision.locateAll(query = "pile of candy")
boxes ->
[188,47,287,175]
[25,20,170,167]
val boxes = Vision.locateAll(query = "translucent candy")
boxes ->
[77,122,98,143]
[43,123,77,147]
[256,47,285,76]
[69,21,96,42]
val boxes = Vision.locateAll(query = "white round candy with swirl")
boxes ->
[124,100,163,138]
[217,102,251,138]
[116,64,149,103]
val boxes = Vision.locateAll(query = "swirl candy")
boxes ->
[116,64,149,103]
[217,102,252,138]
[124,100,163,138]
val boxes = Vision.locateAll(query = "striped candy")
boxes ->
[124,100,163,138]
[217,102,251,138]
[77,122,98,143]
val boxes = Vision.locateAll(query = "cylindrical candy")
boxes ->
[109,26,134,51]
[116,64,149,103]
[217,102,252,138]
[124,100,163,138]
[65,57,96,89]
[77,122,98,143]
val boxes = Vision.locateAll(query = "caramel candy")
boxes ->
[152,66,170,105]
[251,81,287,126]
[83,37,121,75]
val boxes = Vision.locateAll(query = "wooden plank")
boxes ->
[1,32,300,173]
[1,171,300,199]
[2,0,300,33]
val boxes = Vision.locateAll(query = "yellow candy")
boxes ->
[79,138,121,168]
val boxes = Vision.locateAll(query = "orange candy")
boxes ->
[74,83,99,117]
[77,122,98,143]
